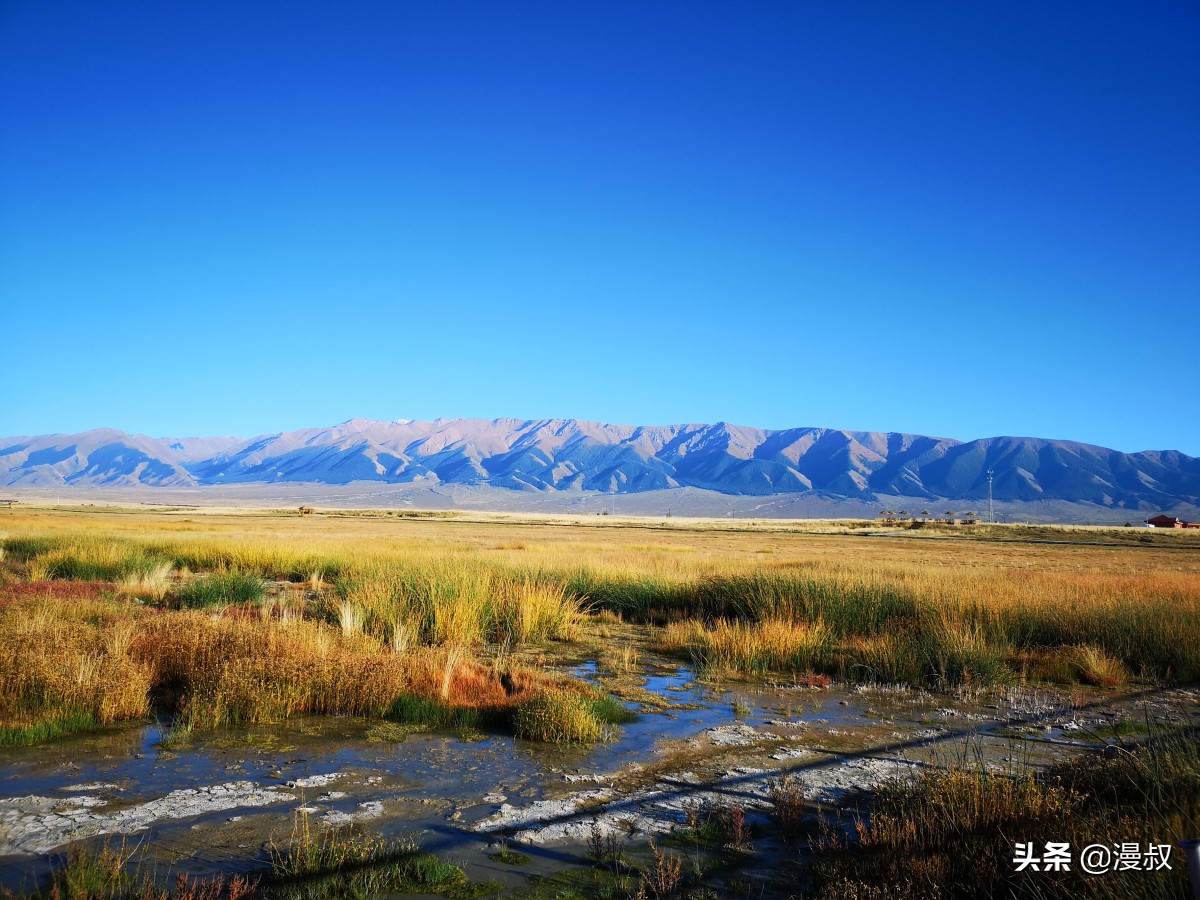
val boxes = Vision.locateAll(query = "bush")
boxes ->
[512,691,606,743]
[176,572,266,608]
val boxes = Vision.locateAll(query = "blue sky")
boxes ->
[2,2,1197,453]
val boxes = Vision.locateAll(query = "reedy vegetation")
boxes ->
[1,514,1197,746]
[0,534,606,745]
[25,824,471,899]
[0,586,608,744]
[267,814,467,898]
[810,728,1200,899]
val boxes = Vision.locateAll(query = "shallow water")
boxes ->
[2,662,1190,893]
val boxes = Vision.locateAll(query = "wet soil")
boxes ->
[1,661,1196,895]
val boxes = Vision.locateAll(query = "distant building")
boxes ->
[1146,514,1199,529]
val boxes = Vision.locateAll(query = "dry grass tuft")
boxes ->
[120,560,174,600]
[658,617,830,676]
[389,619,414,654]
[336,599,364,638]
[1067,643,1129,688]
[0,575,593,744]
[767,774,808,842]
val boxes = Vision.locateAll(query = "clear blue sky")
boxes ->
[2,1,1197,453]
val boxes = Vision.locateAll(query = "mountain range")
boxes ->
[1,418,1197,512]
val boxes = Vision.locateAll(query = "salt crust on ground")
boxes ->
[0,781,293,855]
[475,723,919,845]
[0,772,355,856]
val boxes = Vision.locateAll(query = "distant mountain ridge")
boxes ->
[2,418,1197,511]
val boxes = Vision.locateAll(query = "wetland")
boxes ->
[1,507,1197,898]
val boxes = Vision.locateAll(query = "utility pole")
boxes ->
[987,469,994,523]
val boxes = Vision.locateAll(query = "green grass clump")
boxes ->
[34,830,466,900]
[269,821,466,898]
[176,572,266,608]
[921,618,1014,686]
[661,617,833,677]
[331,559,586,647]
[1,534,58,561]
[512,691,607,743]
[25,541,171,583]
[36,841,254,899]
[586,695,636,725]
[566,570,922,631]
[489,847,533,865]
[386,694,483,730]
[0,711,102,747]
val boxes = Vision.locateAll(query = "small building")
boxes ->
[1146,514,1196,529]
[298,505,314,517]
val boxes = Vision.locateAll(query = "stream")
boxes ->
[2,661,1193,894]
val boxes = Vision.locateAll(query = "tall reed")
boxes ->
[6,522,1199,691]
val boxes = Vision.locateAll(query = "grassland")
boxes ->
[4,508,1198,740]
[2,505,1199,898]
[1,506,1198,748]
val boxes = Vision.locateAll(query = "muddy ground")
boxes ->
[1,658,1195,896]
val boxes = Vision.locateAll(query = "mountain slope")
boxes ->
[0,430,196,487]
[1,418,1196,510]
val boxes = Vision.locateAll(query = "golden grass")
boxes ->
[511,689,606,743]
[10,506,1193,579]
[2,508,1198,734]
[0,595,153,740]
[658,617,831,676]
[335,599,364,637]
[0,585,575,742]
[120,559,174,600]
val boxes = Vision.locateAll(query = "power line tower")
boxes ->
[986,469,994,523]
